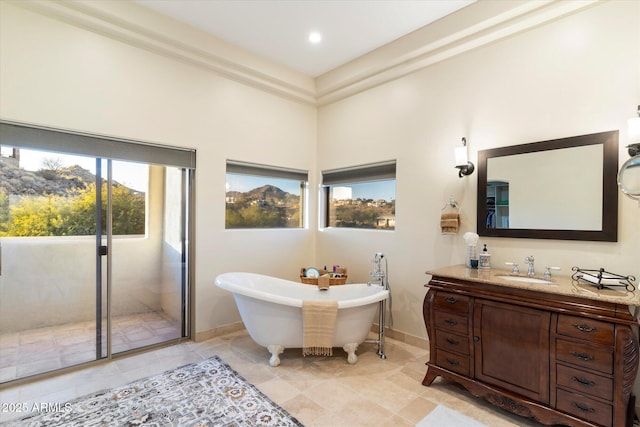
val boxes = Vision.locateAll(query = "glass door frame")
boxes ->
[0,121,195,386]
[100,160,194,360]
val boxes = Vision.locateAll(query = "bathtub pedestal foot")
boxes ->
[267,345,284,367]
[343,343,359,364]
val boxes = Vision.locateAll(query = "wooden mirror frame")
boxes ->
[477,131,618,241]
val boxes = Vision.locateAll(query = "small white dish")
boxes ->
[304,267,320,278]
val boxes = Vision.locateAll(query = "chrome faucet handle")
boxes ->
[543,266,561,279]
[505,262,519,274]
[524,255,535,276]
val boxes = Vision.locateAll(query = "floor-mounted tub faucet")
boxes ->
[368,252,386,287]
[366,252,393,360]
[524,255,535,276]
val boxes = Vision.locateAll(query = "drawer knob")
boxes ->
[446,337,459,346]
[445,358,460,366]
[570,351,595,362]
[445,297,458,304]
[571,402,595,413]
[572,323,597,333]
[444,319,458,326]
[571,376,596,387]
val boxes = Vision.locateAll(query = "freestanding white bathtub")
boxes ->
[214,272,389,366]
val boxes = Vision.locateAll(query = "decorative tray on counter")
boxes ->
[571,266,636,292]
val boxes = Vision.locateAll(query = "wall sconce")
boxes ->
[618,105,640,204]
[454,137,475,178]
[627,104,640,156]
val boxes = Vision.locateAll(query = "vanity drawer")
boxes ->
[434,311,468,335]
[435,331,469,355]
[434,292,470,314]
[435,349,469,376]
[556,340,613,375]
[556,389,612,427]
[557,315,614,345]
[556,364,613,401]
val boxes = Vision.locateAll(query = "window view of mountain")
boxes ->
[0,156,145,237]
[329,197,395,229]
[225,183,395,229]
[225,184,301,228]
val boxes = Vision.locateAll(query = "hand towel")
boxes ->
[317,274,331,290]
[302,300,338,357]
[441,212,459,234]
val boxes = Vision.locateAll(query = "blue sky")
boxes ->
[14,148,149,192]
[8,147,396,200]
[340,180,395,201]
[226,173,395,201]
[226,174,301,195]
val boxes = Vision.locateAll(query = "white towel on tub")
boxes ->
[302,300,338,357]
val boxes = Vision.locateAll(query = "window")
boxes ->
[0,121,195,238]
[0,146,148,237]
[322,160,396,229]
[225,160,308,229]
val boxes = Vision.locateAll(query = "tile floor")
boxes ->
[0,329,547,426]
[0,312,181,383]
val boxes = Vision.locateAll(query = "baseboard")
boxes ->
[195,321,427,349]
[371,323,428,349]
[195,321,245,342]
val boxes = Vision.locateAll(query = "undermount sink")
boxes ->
[495,275,553,284]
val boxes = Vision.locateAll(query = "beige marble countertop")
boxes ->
[426,264,640,307]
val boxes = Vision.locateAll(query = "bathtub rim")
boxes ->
[214,272,388,309]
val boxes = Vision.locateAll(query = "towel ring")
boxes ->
[442,195,460,212]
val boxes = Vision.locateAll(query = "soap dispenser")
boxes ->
[479,244,491,269]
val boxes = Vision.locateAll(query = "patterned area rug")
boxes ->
[9,356,303,426]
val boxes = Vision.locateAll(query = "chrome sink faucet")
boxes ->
[524,255,535,276]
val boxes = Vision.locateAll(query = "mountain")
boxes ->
[246,185,288,200]
[226,185,294,203]
[0,158,139,197]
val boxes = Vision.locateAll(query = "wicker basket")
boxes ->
[300,267,348,286]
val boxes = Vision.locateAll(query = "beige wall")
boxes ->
[317,0,640,339]
[1,0,638,345]
[0,1,317,335]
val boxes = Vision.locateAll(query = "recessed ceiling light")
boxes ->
[308,31,322,44]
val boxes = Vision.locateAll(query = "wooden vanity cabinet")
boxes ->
[423,274,639,427]
[431,291,472,377]
[473,299,551,403]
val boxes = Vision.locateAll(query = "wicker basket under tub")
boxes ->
[300,267,348,286]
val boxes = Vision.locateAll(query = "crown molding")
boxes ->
[7,0,316,105]
[7,0,599,108]
[315,0,599,106]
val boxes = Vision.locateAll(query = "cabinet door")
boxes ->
[474,299,551,403]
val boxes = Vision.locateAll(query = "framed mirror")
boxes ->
[477,130,618,241]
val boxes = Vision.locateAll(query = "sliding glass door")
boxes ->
[0,148,104,381]
[109,162,187,354]
[0,122,194,383]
